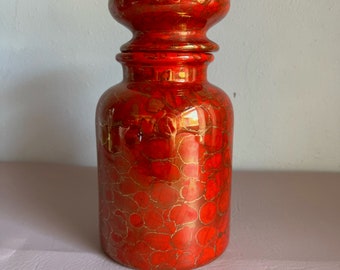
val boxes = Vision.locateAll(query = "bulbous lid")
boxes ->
[109,0,230,52]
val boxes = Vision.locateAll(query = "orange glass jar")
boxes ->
[96,1,233,269]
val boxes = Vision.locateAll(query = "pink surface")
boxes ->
[1,163,340,269]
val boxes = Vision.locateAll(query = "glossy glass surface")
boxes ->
[96,1,233,269]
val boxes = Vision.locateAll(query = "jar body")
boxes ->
[96,56,233,269]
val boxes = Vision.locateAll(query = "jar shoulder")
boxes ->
[97,82,232,115]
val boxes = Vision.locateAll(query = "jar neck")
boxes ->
[117,52,213,83]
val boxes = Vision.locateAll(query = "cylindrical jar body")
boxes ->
[96,52,233,270]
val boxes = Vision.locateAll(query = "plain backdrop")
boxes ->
[1,0,339,171]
